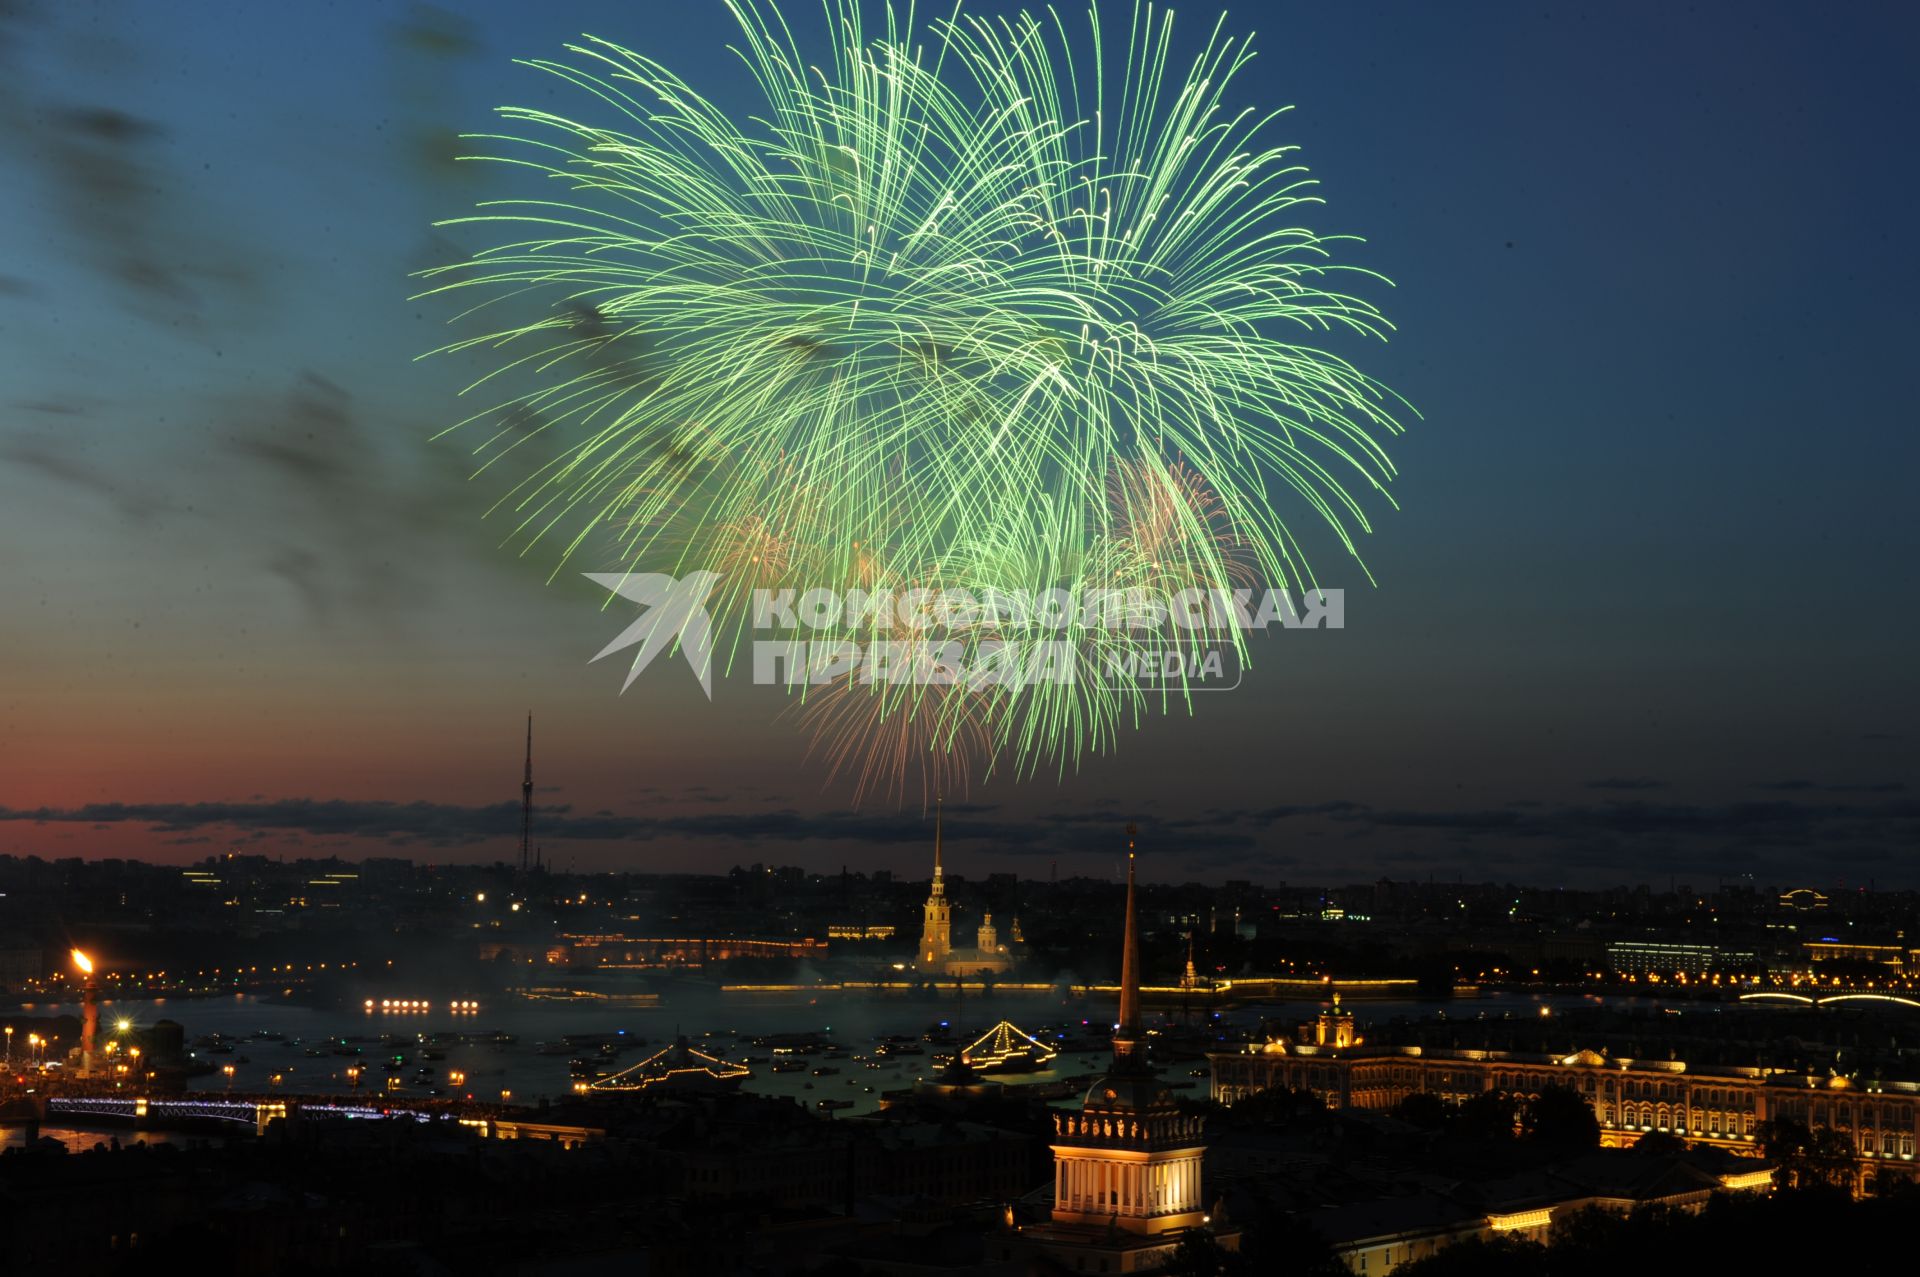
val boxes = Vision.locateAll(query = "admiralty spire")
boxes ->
[1011,826,1240,1271]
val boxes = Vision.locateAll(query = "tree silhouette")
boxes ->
[1522,1086,1600,1151]
[1758,1116,1855,1192]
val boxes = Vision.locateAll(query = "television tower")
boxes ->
[519,713,534,874]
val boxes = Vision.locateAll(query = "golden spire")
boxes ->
[931,793,945,893]
[1114,823,1142,1067]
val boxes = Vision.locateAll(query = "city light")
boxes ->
[365,998,478,1014]
[0,0,1904,1262]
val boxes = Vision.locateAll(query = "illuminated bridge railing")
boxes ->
[1739,993,1920,1009]
[49,1096,259,1126]
[297,1102,434,1122]
[46,1096,443,1126]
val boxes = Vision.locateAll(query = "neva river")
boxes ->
[5,986,1682,1119]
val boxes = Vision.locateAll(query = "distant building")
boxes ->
[0,945,43,992]
[1293,1150,1773,1275]
[553,934,828,968]
[916,802,1017,976]
[1312,992,1360,1048]
[1209,1033,1919,1194]
[1605,940,1755,976]
[1803,940,1913,972]
[827,924,897,940]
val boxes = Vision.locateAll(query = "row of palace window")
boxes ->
[1225,1064,1920,1146]
[1610,1103,1756,1135]
[1775,1101,1920,1136]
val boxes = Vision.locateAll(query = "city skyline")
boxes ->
[4,6,1917,1271]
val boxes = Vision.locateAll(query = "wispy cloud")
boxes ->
[1753,779,1906,794]
[5,792,1914,883]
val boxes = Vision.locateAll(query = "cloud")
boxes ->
[5,790,1915,883]
[0,798,1034,852]
[1753,780,1906,794]
[3,436,187,523]
[1586,777,1667,791]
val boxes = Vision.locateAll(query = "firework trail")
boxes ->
[420,1,1414,789]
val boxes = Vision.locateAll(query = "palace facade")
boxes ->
[1208,1000,1920,1190]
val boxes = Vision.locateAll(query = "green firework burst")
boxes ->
[417,0,1415,785]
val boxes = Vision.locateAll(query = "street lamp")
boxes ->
[223,1063,236,1091]
[3,1026,11,1066]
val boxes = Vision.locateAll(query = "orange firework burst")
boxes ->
[1102,457,1256,604]
[789,675,995,809]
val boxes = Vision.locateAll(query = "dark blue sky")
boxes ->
[1,1,1914,885]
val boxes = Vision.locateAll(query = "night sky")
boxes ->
[2,1,1914,885]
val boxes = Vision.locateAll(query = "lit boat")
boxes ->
[581,1036,750,1094]
[955,1021,1059,1075]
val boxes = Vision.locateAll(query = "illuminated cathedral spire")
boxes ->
[919,795,952,966]
[932,794,945,891]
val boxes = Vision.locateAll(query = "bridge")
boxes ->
[42,1095,443,1136]
[1738,992,1920,1009]
[1,1092,600,1147]
[0,1092,508,1139]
